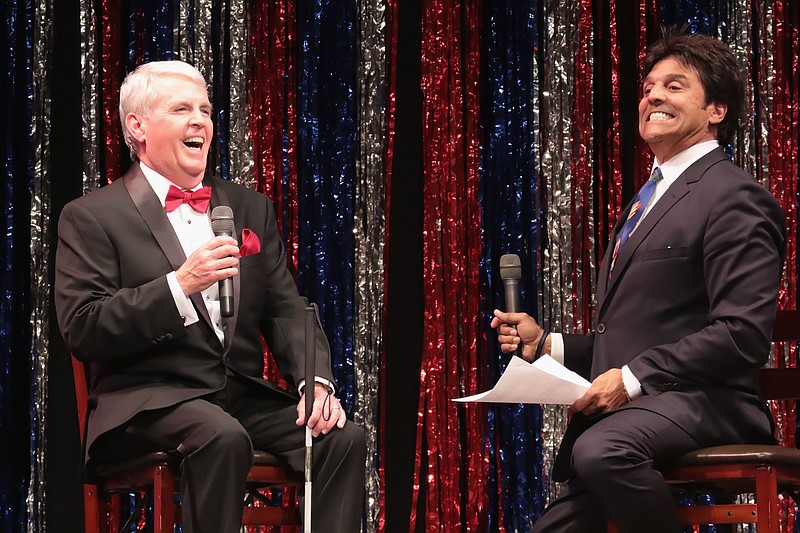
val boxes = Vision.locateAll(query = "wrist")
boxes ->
[534,329,551,361]
[621,378,632,402]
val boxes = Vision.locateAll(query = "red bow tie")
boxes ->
[164,185,212,213]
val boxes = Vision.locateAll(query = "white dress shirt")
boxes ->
[140,163,225,344]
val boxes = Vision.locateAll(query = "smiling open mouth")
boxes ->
[183,137,204,149]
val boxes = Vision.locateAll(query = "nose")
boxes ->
[646,84,666,103]
[189,107,206,125]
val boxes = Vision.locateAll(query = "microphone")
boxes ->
[211,206,235,317]
[499,254,522,358]
[499,253,522,313]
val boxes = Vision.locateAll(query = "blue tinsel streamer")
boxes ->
[0,0,32,530]
[296,1,358,413]
[480,1,542,530]
[122,6,177,530]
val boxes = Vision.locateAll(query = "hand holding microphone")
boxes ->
[211,206,236,317]
[174,207,239,308]
[492,254,548,361]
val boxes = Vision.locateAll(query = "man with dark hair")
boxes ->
[492,29,785,532]
[55,60,365,533]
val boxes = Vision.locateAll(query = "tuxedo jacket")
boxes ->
[55,163,334,454]
[559,148,786,467]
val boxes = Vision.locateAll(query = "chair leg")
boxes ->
[83,484,101,533]
[152,465,176,533]
[755,464,779,533]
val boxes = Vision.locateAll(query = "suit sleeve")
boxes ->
[627,179,785,390]
[561,333,595,380]
[55,201,187,362]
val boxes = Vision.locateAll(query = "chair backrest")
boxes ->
[71,356,89,442]
[760,309,800,401]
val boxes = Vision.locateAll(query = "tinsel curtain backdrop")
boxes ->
[0,0,797,532]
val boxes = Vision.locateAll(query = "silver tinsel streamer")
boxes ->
[354,0,387,530]
[538,0,580,504]
[756,0,773,194]
[729,0,757,177]
[194,0,217,175]
[227,0,254,187]
[79,0,101,193]
[28,0,54,530]
[175,0,195,65]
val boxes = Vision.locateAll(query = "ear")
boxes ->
[125,113,147,143]
[707,102,727,126]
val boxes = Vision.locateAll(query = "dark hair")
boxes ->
[643,27,745,148]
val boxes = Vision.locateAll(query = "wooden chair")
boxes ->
[609,309,800,532]
[72,356,301,532]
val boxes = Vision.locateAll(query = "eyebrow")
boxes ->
[643,73,690,86]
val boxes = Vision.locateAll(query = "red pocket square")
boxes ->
[240,228,261,257]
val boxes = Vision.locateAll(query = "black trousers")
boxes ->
[91,376,366,533]
[532,408,700,533]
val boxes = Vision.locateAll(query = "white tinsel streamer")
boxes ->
[538,0,580,505]
[175,0,195,64]
[28,0,54,530]
[79,0,101,193]
[354,0,387,530]
[194,0,217,175]
[227,0,254,187]
[729,0,756,177]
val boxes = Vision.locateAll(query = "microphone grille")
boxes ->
[210,205,235,235]
[499,254,522,280]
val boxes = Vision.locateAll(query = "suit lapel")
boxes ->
[207,181,241,354]
[597,148,726,313]
[124,164,214,329]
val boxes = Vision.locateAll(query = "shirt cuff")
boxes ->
[549,332,565,365]
[621,365,643,399]
[298,377,335,395]
[166,272,199,326]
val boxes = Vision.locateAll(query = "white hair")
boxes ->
[118,60,209,160]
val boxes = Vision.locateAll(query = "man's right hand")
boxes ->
[490,309,547,362]
[175,236,240,296]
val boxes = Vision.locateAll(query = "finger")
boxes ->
[295,396,306,426]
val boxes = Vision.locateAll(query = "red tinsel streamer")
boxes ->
[248,1,299,391]
[247,4,301,529]
[635,1,659,187]
[411,0,484,530]
[769,3,798,529]
[100,0,121,183]
[570,0,595,331]
[378,0,399,530]
[596,1,623,253]
[461,2,489,531]
[248,0,299,276]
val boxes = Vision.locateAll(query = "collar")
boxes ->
[139,162,207,208]
[653,140,719,186]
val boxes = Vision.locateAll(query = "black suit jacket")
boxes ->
[55,163,334,454]
[554,148,786,480]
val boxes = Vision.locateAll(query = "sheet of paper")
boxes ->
[453,355,590,405]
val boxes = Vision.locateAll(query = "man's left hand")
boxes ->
[571,368,629,415]
[296,382,347,437]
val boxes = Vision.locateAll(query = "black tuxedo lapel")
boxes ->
[207,180,241,354]
[124,164,214,329]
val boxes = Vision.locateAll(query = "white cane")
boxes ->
[304,305,316,532]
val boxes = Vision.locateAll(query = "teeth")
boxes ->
[649,112,672,121]
[184,137,204,149]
